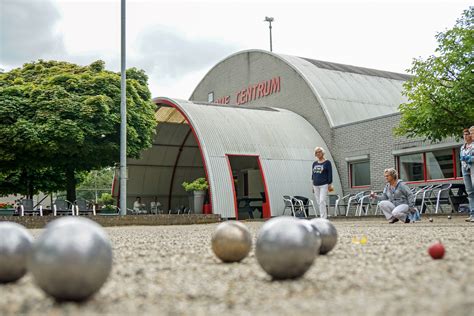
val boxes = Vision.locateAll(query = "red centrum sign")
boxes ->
[213,76,281,105]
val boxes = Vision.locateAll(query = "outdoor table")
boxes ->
[237,197,264,219]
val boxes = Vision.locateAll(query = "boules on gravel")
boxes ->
[211,221,252,263]
[429,218,433,222]
[309,218,338,255]
[256,216,318,280]
[0,222,33,283]
[28,217,113,302]
[298,219,322,253]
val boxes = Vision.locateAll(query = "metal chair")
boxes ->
[346,191,371,216]
[282,195,299,216]
[293,195,317,217]
[53,199,74,216]
[421,184,442,214]
[356,193,376,216]
[75,199,96,216]
[335,193,354,216]
[20,199,43,216]
[150,201,163,214]
[434,183,454,213]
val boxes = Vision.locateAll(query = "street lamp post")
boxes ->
[119,0,127,215]
[264,16,274,52]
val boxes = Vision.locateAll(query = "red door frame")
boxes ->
[225,154,271,219]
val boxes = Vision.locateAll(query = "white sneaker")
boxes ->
[466,216,474,222]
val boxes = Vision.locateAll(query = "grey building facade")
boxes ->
[190,50,463,197]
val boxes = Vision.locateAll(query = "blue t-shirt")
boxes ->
[312,160,333,186]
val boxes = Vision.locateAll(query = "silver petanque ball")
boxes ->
[212,221,252,262]
[256,216,319,280]
[0,222,33,283]
[28,217,113,302]
[298,219,322,254]
[309,218,338,255]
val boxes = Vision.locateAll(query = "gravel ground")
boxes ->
[1,217,473,316]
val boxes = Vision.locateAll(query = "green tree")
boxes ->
[396,7,474,141]
[0,60,156,201]
[0,167,67,199]
[75,168,114,202]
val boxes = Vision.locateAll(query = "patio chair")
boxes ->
[422,184,442,214]
[20,199,43,216]
[412,185,428,213]
[150,201,163,214]
[75,199,96,216]
[293,195,317,217]
[335,193,354,216]
[356,192,376,216]
[53,199,75,216]
[168,205,187,215]
[346,191,371,216]
[434,183,454,213]
[282,195,301,217]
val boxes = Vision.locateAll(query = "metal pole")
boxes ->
[119,0,127,215]
[264,17,274,52]
[269,21,273,52]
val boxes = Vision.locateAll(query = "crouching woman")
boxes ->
[371,168,415,224]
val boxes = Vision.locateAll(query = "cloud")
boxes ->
[0,0,66,67]
[130,25,239,82]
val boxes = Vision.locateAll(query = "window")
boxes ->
[399,153,424,181]
[208,92,214,103]
[350,161,370,187]
[426,149,454,179]
[397,148,461,182]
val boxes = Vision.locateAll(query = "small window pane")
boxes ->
[208,92,214,103]
[351,161,370,187]
[399,153,423,181]
[426,149,454,180]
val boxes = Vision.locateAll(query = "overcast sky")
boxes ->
[0,0,471,99]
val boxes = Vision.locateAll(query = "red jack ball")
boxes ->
[428,242,445,260]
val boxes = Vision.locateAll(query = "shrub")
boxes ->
[182,177,209,192]
[99,192,115,205]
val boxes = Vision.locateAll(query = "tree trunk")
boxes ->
[23,169,33,199]
[66,167,76,202]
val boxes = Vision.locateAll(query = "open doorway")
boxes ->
[227,155,269,219]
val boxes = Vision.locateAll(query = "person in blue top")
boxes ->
[311,147,333,219]
[461,127,474,222]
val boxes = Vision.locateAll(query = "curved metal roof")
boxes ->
[192,49,410,128]
[279,54,409,127]
[137,97,343,218]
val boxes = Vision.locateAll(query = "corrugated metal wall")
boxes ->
[162,98,342,218]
